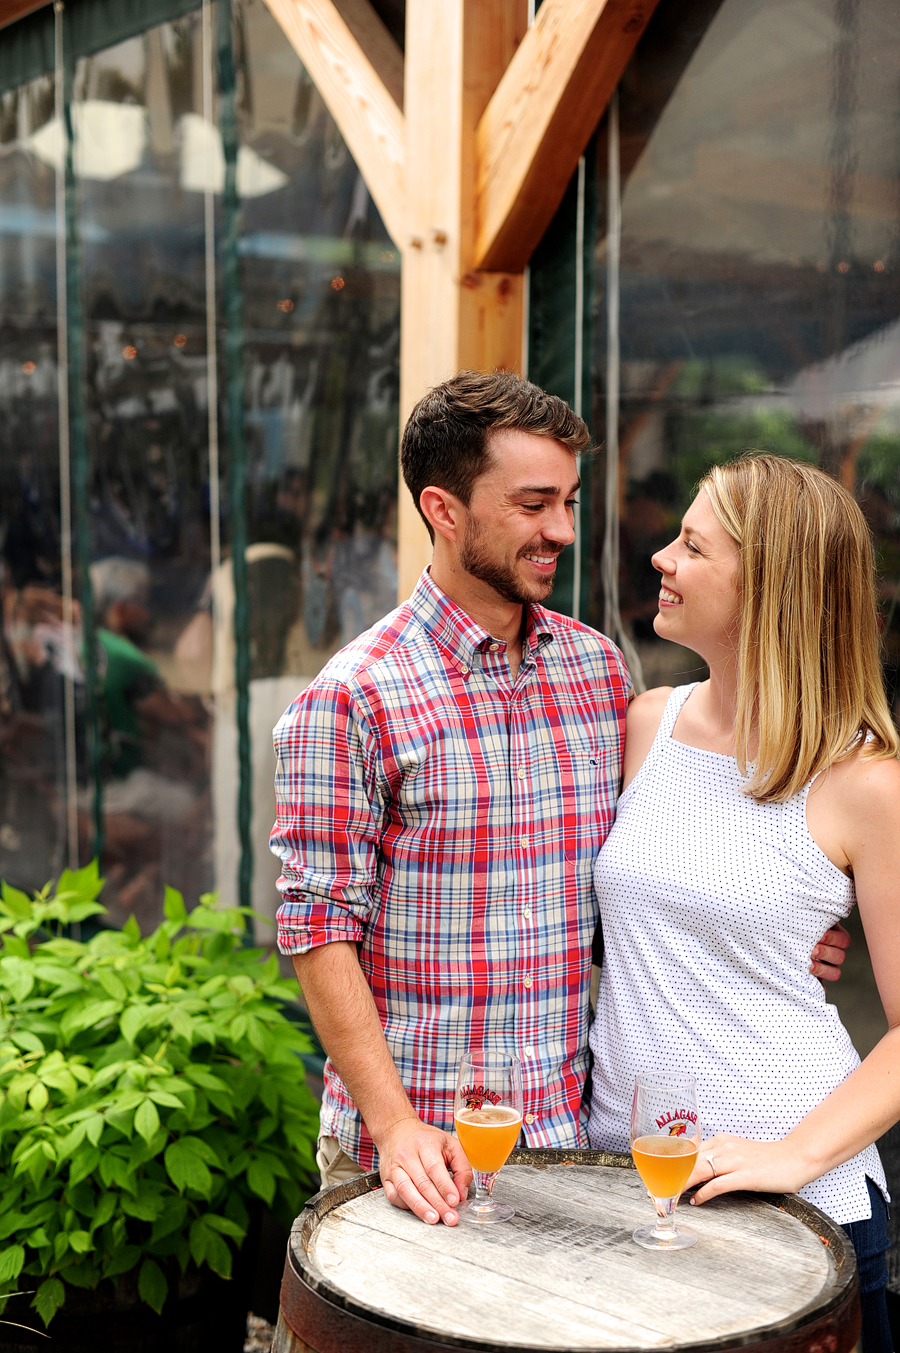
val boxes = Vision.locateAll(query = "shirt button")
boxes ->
[489,642,500,651]
[523,975,532,989]
[523,907,532,920]
[460,664,469,675]
[524,1045,534,1057]
[519,835,528,849]
[524,1113,535,1125]
[517,767,527,779]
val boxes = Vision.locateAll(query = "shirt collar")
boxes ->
[410,569,556,676]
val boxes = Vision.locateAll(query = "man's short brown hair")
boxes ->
[400,370,590,540]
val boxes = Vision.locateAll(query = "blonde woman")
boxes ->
[589,455,900,1352]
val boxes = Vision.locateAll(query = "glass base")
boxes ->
[460,1200,515,1224]
[632,1222,697,1250]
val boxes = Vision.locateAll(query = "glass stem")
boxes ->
[472,1170,499,1205]
[651,1195,679,1236]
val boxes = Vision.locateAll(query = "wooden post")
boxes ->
[262,0,661,599]
[397,0,527,598]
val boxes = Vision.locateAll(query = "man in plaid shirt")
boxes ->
[272,371,848,1227]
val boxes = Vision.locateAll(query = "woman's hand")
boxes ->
[686,1133,813,1205]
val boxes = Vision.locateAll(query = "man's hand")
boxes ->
[810,921,850,982]
[292,944,473,1226]
[377,1115,473,1226]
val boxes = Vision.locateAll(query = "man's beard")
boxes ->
[460,516,559,605]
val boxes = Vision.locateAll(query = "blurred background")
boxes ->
[0,0,898,950]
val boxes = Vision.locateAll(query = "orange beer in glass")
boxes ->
[454,1051,523,1224]
[455,1105,522,1174]
[629,1072,700,1250]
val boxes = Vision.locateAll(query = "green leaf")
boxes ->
[164,1141,212,1196]
[67,1230,93,1254]
[204,1229,232,1279]
[247,1159,276,1206]
[178,1136,223,1168]
[27,1082,49,1113]
[74,999,122,1030]
[188,1218,208,1266]
[9,1031,45,1055]
[68,1146,101,1187]
[0,882,32,920]
[0,1212,27,1243]
[33,1277,65,1328]
[168,1006,194,1042]
[163,888,187,924]
[97,969,128,1001]
[138,1258,168,1315]
[103,1243,141,1279]
[121,1194,164,1222]
[98,1154,136,1192]
[182,1067,229,1093]
[149,1195,188,1243]
[85,1114,105,1147]
[0,1244,25,1282]
[134,1099,160,1143]
[122,915,141,943]
[0,957,34,1002]
[202,1213,245,1240]
[57,860,104,903]
[120,1004,151,1045]
[147,1090,183,1109]
[91,1191,117,1230]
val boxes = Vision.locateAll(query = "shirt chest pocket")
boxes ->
[390,742,511,827]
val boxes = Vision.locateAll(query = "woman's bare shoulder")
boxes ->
[825,749,900,818]
[621,687,674,790]
[626,686,674,732]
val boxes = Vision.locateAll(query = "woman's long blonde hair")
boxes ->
[699,454,900,802]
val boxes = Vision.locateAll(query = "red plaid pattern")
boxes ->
[273,570,629,1169]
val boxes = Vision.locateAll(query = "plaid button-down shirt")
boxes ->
[272,570,630,1169]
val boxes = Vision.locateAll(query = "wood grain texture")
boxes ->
[475,0,661,271]
[262,0,406,248]
[332,0,404,108]
[283,1160,854,1353]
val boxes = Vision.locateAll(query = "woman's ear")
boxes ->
[418,486,465,545]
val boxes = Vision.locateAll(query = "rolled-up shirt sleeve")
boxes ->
[271,677,383,954]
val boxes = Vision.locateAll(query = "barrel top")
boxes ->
[288,1152,855,1353]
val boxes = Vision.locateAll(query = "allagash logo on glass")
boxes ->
[654,1109,697,1136]
[460,1083,501,1110]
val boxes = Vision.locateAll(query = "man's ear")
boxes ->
[418,486,465,544]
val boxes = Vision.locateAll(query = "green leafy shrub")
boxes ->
[0,864,319,1330]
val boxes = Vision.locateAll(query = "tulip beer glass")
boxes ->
[630,1072,700,1250]
[454,1051,523,1224]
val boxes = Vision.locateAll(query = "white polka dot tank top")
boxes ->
[587,683,887,1224]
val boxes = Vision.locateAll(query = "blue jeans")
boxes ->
[841,1178,893,1353]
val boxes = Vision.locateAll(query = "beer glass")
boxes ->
[630,1072,700,1250]
[454,1051,523,1224]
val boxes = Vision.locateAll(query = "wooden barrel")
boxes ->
[274,1148,860,1353]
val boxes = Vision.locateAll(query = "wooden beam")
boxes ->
[396,0,465,597]
[0,0,48,31]
[327,0,404,108]
[458,1,526,375]
[474,0,661,271]
[396,0,528,600]
[262,0,407,249]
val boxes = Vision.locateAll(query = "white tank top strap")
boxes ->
[657,682,696,739]
[619,683,697,806]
